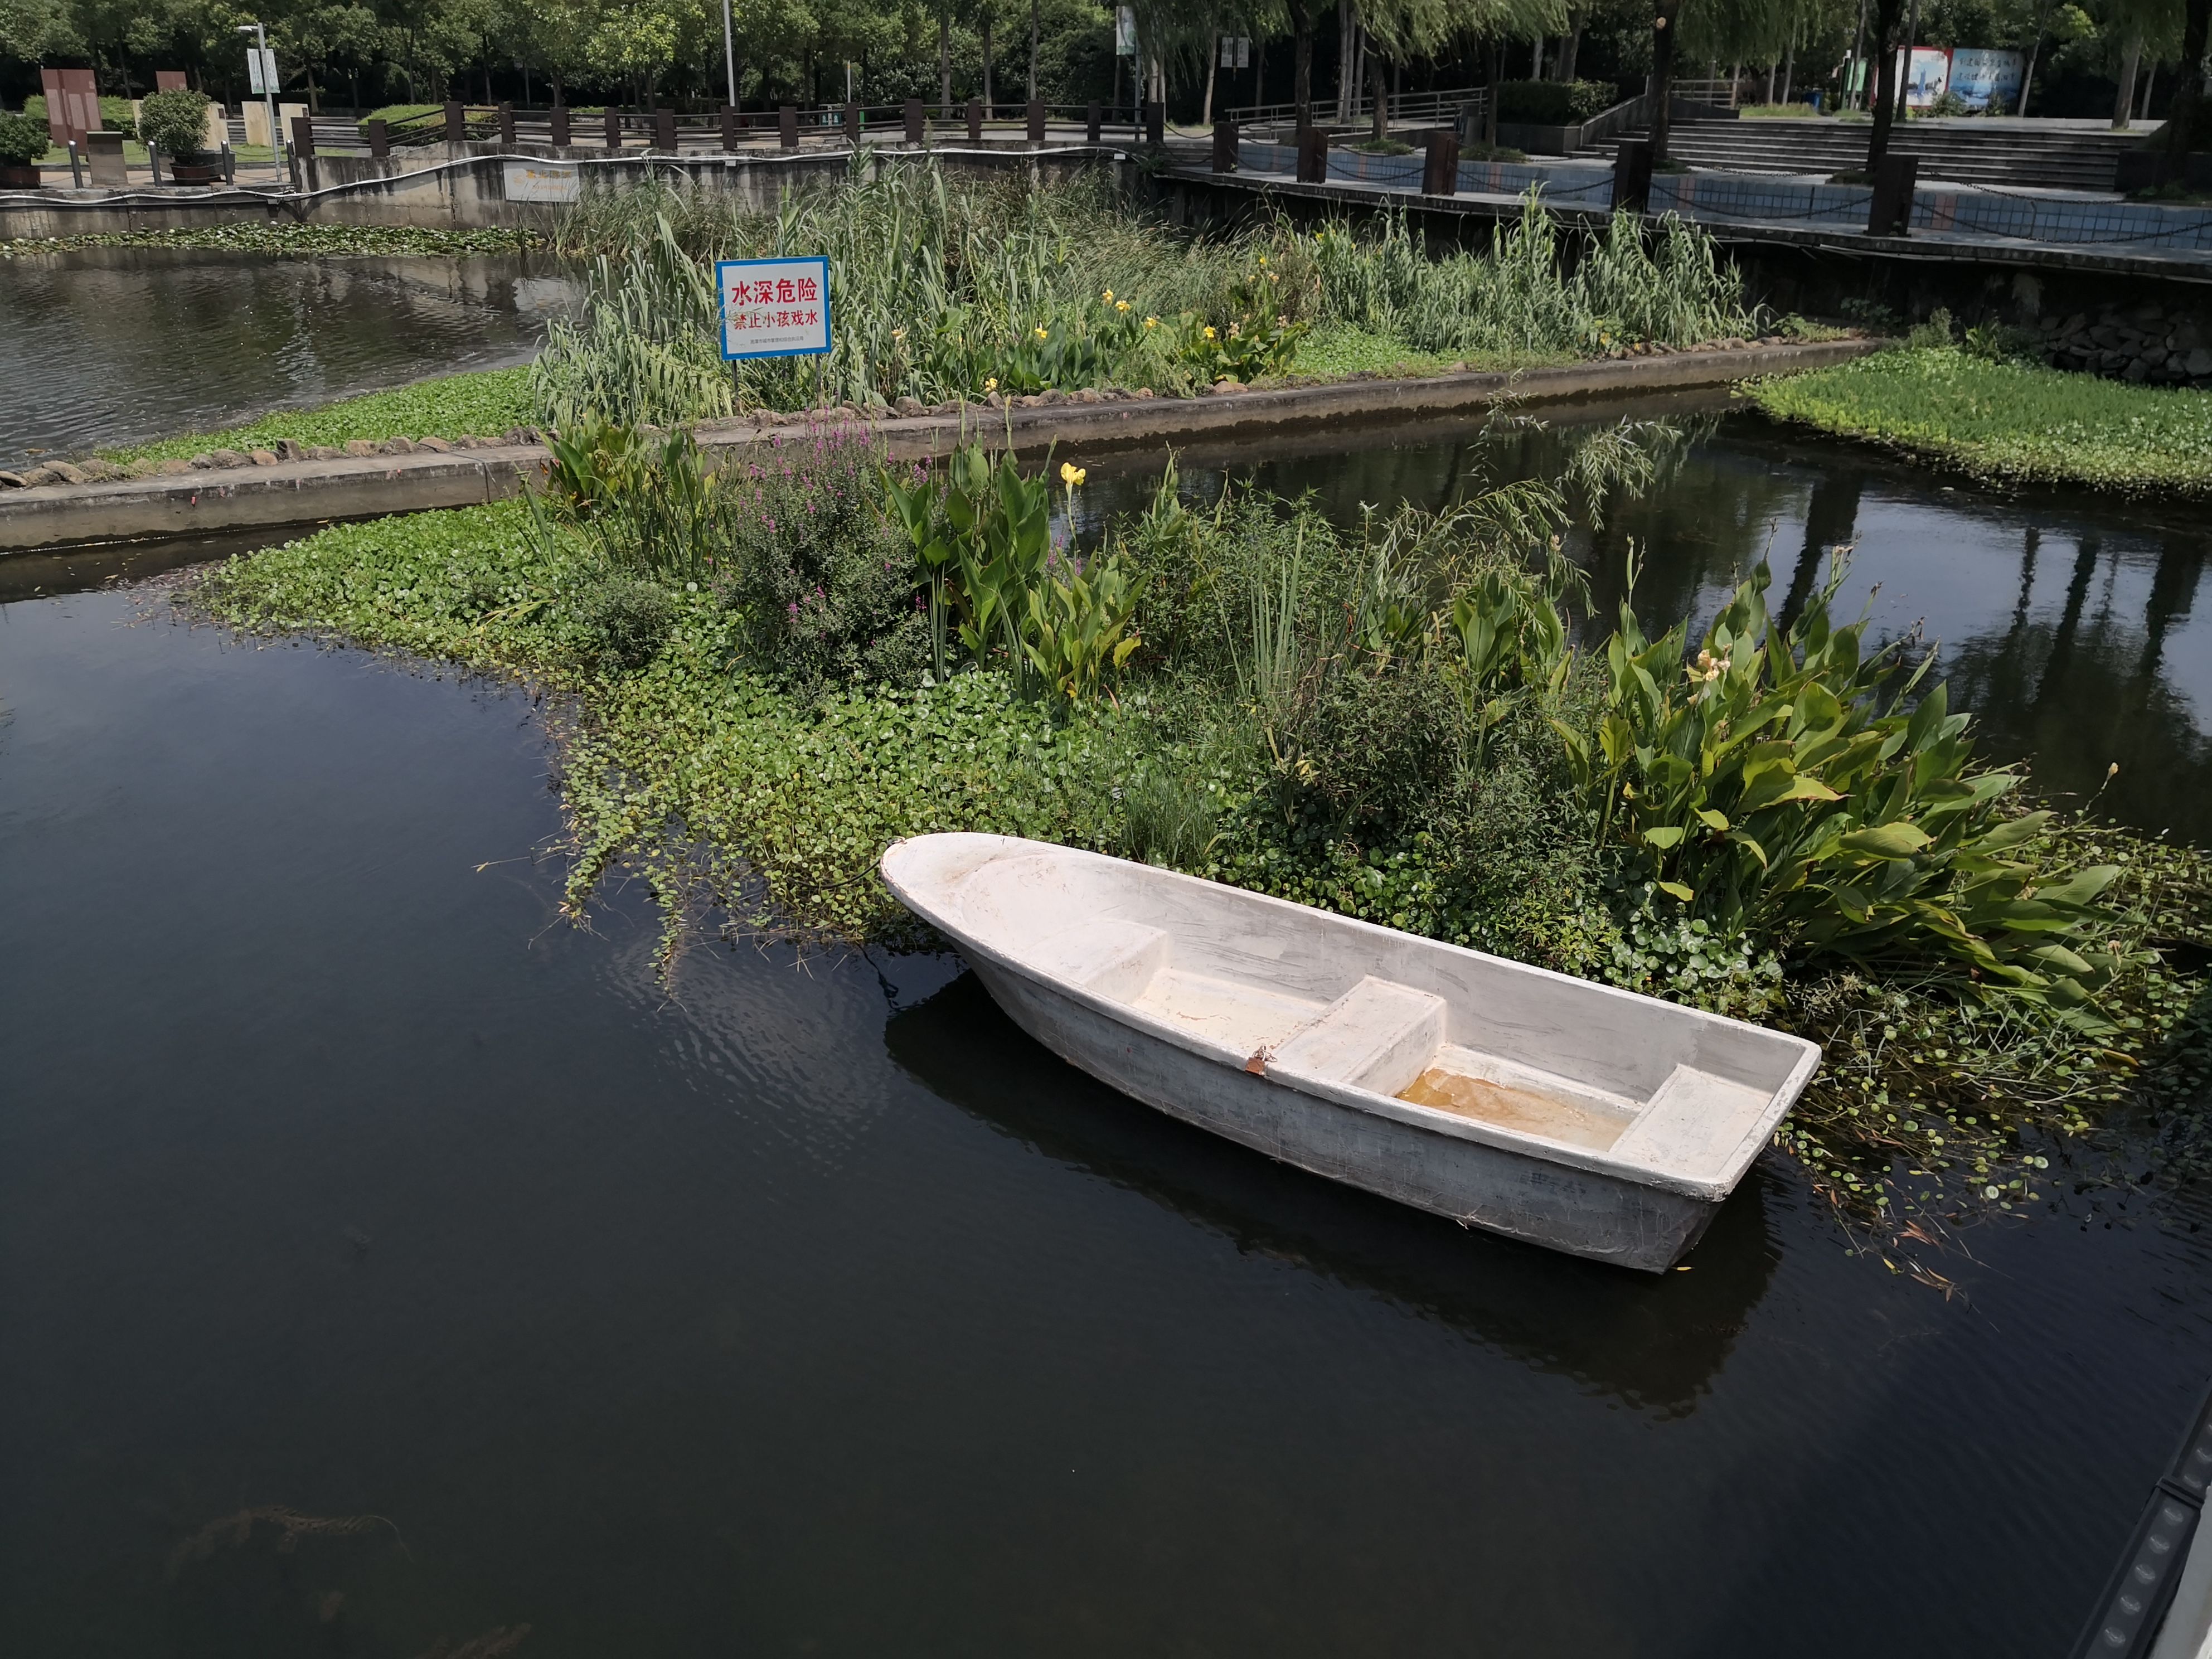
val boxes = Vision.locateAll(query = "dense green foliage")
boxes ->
[0,222,543,259]
[536,169,1765,426]
[1494,79,1619,124]
[99,367,536,463]
[192,424,2212,1245]
[0,108,46,164]
[133,86,212,157]
[1313,200,1764,360]
[1747,345,2212,497]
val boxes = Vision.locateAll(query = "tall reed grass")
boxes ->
[1312,197,1764,359]
[534,163,1765,421]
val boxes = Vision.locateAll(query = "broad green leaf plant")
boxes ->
[1545,556,2123,1026]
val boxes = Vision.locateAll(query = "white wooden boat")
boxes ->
[881,833,1820,1272]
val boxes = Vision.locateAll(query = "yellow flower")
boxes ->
[1257,254,1267,266]
[1115,299,1131,312]
[1144,316,1158,328]
[984,376,998,391]
[1059,461,1087,488]
[1102,288,1114,302]
[890,327,906,341]
[1202,326,1216,340]
[1034,325,1049,339]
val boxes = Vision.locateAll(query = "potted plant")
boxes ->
[0,109,49,189]
[136,87,220,185]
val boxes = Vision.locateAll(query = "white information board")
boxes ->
[246,48,279,95]
[717,257,832,361]
[503,161,580,203]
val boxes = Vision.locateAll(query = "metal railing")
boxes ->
[370,100,1151,153]
[1225,86,1484,132]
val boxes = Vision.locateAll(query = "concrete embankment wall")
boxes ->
[0,339,1878,554]
[0,145,1123,240]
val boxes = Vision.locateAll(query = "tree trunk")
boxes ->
[1485,38,1501,148]
[1204,37,1218,123]
[1294,8,1314,132]
[940,10,951,109]
[1030,0,1039,102]
[1336,1,1352,122]
[1781,39,1793,104]
[2164,0,2210,155]
[2114,32,2142,128]
[1649,0,1682,166]
[983,18,993,111]
[1370,44,1388,143]
[1847,0,1870,108]
[1865,0,1906,174]
[1532,37,1544,79]
[1558,27,1581,83]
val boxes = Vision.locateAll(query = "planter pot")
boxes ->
[168,161,222,186]
[0,163,44,189]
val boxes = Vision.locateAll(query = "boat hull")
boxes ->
[969,958,1720,1273]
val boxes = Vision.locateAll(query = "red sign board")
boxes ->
[40,67,100,145]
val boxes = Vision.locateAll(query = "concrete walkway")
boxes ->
[0,337,1876,553]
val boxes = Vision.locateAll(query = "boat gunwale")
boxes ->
[882,833,1821,1201]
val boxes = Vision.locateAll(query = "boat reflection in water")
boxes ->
[886,971,1784,1418]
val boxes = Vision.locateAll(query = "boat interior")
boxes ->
[895,836,1814,1186]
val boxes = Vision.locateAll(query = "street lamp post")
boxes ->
[237,22,285,187]
[721,0,738,109]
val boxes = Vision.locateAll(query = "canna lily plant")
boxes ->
[1546,555,2123,1026]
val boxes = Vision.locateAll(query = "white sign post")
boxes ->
[716,257,832,361]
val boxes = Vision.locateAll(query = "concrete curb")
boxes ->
[0,337,1879,553]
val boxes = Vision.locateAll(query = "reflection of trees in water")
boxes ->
[1105,414,2212,843]
[1946,529,2211,841]
[885,973,1782,1418]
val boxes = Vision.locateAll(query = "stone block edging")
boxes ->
[0,337,1879,554]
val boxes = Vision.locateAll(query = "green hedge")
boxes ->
[1494,80,1617,127]
[21,93,138,132]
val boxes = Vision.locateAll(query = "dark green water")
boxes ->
[2,411,2209,1657]
[0,253,572,468]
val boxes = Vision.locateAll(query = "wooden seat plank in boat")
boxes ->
[1270,976,1444,1094]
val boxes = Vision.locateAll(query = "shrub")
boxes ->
[1905,306,1954,348]
[0,110,48,166]
[136,88,214,160]
[717,426,928,695]
[1495,80,1617,126]
[568,573,674,675]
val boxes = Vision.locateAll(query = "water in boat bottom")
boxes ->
[3,413,2210,1657]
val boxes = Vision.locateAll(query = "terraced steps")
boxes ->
[1582,118,2149,193]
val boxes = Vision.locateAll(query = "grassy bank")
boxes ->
[99,367,537,465]
[191,425,2212,1265]
[1746,344,2212,496]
